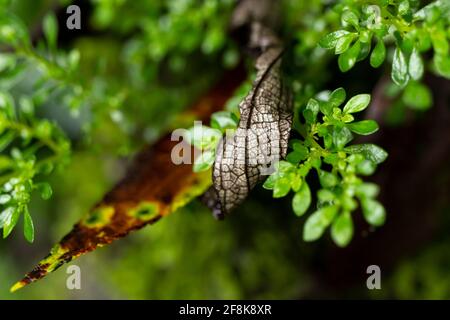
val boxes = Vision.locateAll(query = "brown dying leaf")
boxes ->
[11,65,246,292]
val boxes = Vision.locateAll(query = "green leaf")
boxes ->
[317,189,336,203]
[292,141,309,157]
[347,120,379,135]
[341,195,357,211]
[318,170,338,188]
[335,34,354,54]
[357,41,371,62]
[370,39,386,68]
[433,54,450,79]
[398,33,414,54]
[36,162,54,175]
[392,47,409,87]
[329,87,346,107]
[323,153,338,166]
[193,150,215,172]
[298,164,311,177]
[331,211,353,247]
[275,160,295,173]
[0,206,11,228]
[303,98,319,124]
[373,24,388,39]
[290,172,302,192]
[23,207,34,243]
[0,194,11,205]
[186,125,222,150]
[263,174,276,190]
[303,205,338,242]
[430,29,449,56]
[341,10,359,29]
[323,134,332,149]
[288,139,301,149]
[318,101,333,116]
[402,82,432,110]
[344,144,388,164]
[341,114,354,123]
[319,30,350,49]
[43,13,58,51]
[343,94,371,114]
[286,152,301,164]
[332,126,353,149]
[425,6,441,24]
[360,29,371,42]
[356,160,376,175]
[408,47,424,80]
[286,149,306,164]
[2,206,20,238]
[292,181,311,217]
[361,198,386,226]
[338,40,361,72]
[35,182,53,200]
[287,141,309,164]
[273,177,291,198]
[211,111,238,130]
[347,153,364,165]
[398,0,410,15]
[416,29,431,52]
[355,183,380,199]
[311,157,322,170]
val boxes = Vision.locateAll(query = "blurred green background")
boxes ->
[0,0,449,299]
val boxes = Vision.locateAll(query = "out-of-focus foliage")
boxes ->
[0,0,235,240]
[91,0,238,66]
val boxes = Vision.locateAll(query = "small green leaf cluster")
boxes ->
[263,88,387,247]
[185,82,249,172]
[319,0,449,110]
[0,91,70,242]
[186,110,239,173]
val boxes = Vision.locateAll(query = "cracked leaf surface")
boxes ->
[207,36,293,218]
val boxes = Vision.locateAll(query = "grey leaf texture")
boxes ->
[204,28,293,219]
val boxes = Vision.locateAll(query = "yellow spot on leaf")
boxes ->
[129,202,159,221]
[82,205,115,227]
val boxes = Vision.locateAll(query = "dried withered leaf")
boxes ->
[206,26,293,219]
[11,66,246,292]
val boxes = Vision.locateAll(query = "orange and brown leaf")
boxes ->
[11,65,246,292]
